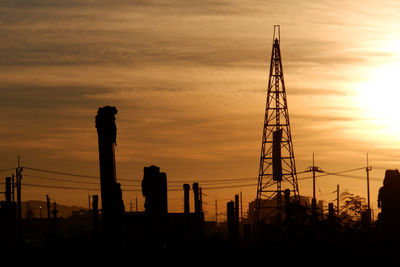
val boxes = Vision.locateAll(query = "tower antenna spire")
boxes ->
[254,25,300,227]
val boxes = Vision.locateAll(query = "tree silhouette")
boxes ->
[340,190,367,224]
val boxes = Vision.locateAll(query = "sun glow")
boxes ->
[355,62,400,138]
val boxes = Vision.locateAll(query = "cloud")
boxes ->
[2,0,400,210]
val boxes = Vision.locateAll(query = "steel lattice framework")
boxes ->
[255,25,299,224]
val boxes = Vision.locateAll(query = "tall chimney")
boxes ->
[193,183,200,215]
[95,106,124,249]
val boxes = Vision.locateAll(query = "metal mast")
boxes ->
[255,25,299,225]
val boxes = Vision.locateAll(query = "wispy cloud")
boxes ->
[1,0,400,207]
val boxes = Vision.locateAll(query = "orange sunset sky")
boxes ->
[1,0,400,220]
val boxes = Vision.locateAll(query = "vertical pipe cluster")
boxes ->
[193,183,200,215]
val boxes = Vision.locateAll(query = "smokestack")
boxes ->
[193,183,200,215]
[96,106,118,190]
[95,106,125,249]
[183,184,190,214]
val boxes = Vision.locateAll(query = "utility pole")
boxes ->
[332,184,340,216]
[16,155,22,220]
[305,154,323,218]
[336,185,340,216]
[88,193,91,211]
[12,174,15,202]
[46,194,51,223]
[215,198,218,224]
[366,153,372,210]
[366,153,372,223]
[240,190,243,222]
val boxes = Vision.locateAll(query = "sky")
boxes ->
[1,0,400,220]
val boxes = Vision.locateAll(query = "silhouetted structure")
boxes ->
[52,202,58,234]
[255,25,299,227]
[249,195,311,225]
[193,183,201,215]
[124,178,205,248]
[183,184,190,214]
[227,201,235,240]
[378,169,400,236]
[141,165,168,247]
[142,165,168,217]
[0,177,17,247]
[95,106,125,249]
[16,162,22,221]
[234,194,240,235]
[92,195,99,240]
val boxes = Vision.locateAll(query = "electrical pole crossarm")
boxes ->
[305,166,323,173]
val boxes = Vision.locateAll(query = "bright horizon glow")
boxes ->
[355,62,400,138]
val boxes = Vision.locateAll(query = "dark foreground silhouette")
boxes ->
[1,106,399,260]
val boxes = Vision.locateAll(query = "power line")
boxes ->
[22,183,144,192]
[23,167,143,183]
[22,173,258,189]
[18,166,373,193]
[320,171,382,182]
[23,174,144,188]
[23,183,100,191]
[24,174,100,185]
[203,183,256,190]
[298,167,365,180]
[23,167,100,179]
[22,166,310,184]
